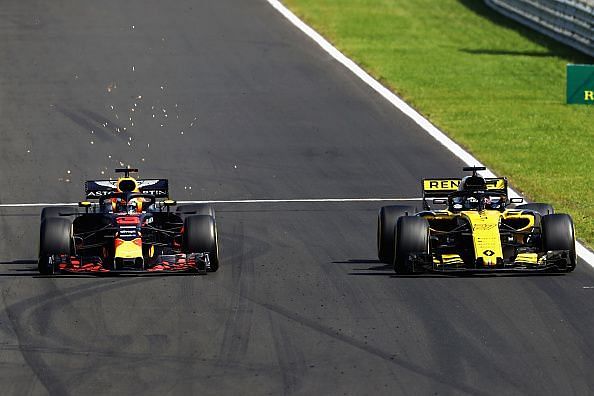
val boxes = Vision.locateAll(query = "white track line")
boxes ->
[0,197,422,208]
[177,198,422,204]
[0,203,79,207]
[266,0,594,267]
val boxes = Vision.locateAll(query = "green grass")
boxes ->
[284,0,594,247]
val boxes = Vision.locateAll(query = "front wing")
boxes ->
[44,253,212,275]
[406,250,574,273]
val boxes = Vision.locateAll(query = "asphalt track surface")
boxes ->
[0,1,593,394]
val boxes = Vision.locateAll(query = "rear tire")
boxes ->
[182,215,219,272]
[38,217,73,274]
[542,214,576,272]
[394,217,429,274]
[377,205,416,264]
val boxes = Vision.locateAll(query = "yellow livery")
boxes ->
[377,167,576,274]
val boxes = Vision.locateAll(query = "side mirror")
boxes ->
[432,198,447,205]
[78,201,92,213]
[163,199,176,212]
[509,197,523,204]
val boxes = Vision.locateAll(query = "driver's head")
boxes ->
[464,196,479,209]
[128,197,144,214]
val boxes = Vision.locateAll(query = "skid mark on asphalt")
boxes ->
[209,212,487,394]
[217,220,256,365]
[1,281,92,394]
[1,278,146,395]
[0,342,201,364]
[79,109,130,137]
[203,220,487,393]
[56,106,123,142]
[251,297,489,396]
[519,279,594,391]
[399,282,531,393]
[301,213,411,393]
[269,311,307,395]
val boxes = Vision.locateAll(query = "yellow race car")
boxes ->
[377,167,576,274]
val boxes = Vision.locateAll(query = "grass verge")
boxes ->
[284,0,594,247]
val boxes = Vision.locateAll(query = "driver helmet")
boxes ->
[464,196,479,210]
[127,197,145,214]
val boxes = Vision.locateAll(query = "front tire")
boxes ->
[394,216,429,274]
[377,205,416,264]
[182,215,220,272]
[542,214,576,272]
[516,203,554,216]
[38,217,73,274]
[176,204,216,220]
[40,206,78,223]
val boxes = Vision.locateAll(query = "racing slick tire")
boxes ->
[377,205,416,264]
[394,216,429,274]
[182,215,220,272]
[176,204,216,220]
[38,217,73,275]
[40,206,78,223]
[541,214,576,272]
[516,203,554,216]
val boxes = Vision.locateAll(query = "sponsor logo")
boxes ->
[424,178,505,192]
[424,179,460,191]
[86,180,169,197]
[86,189,168,197]
[483,250,495,257]
[140,189,168,196]
[119,228,137,234]
[117,228,139,240]
[137,180,160,187]
[473,223,496,231]
[567,65,594,104]
[485,179,506,190]
[87,191,112,197]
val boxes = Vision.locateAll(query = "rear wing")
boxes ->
[422,177,508,207]
[85,179,169,199]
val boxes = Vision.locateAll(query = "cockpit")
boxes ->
[449,192,506,211]
[99,193,156,214]
[421,167,510,212]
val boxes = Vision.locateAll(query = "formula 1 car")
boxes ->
[38,168,219,275]
[377,167,576,274]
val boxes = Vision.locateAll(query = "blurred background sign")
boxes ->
[567,64,594,104]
